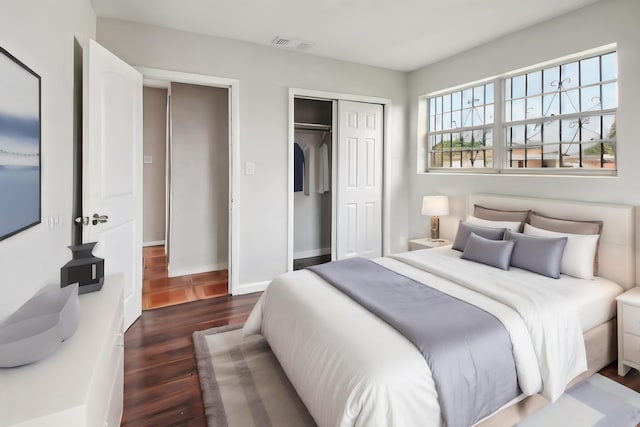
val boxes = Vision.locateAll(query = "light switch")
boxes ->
[245,161,255,175]
[144,156,153,164]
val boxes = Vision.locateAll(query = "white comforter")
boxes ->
[243,248,588,427]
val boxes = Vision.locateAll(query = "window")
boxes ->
[428,82,494,168]
[425,49,617,173]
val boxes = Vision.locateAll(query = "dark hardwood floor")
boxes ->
[123,291,640,426]
[122,292,261,426]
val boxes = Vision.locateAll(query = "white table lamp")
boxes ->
[421,196,449,241]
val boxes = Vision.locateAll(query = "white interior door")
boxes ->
[336,100,383,259]
[82,39,143,330]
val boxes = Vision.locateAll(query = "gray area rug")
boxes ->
[194,325,640,427]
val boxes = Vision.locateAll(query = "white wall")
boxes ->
[97,19,409,288]
[0,0,96,321]
[169,82,229,276]
[142,86,167,244]
[407,0,640,282]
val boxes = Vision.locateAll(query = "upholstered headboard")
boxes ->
[467,194,636,290]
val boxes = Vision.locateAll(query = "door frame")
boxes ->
[287,88,392,271]
[137,67,240,295]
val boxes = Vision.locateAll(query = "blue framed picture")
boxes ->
[0,46,41,241]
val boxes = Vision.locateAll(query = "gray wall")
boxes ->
[142,87,167,244]
[0,0,96,322]
[407,0,640,282]
[169,83,229,276]
[97,18,409,288]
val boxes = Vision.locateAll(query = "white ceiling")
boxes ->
[90,0,599,72]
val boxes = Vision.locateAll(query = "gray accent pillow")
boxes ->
[461,232,515,270]
[505,230,568,279]
[529,212,603,276]
[452,220,507,251]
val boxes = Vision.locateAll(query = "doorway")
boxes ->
[139,68,239,307]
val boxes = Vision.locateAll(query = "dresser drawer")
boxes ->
[623,304,640,335]
[623,332,640,365]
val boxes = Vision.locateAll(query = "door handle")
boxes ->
[92,214,109,225]
[75,216,90,226]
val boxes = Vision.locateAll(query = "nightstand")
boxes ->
[617,287,640,376]
[408,238,451,251]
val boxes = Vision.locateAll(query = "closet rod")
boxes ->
[294,122,332,131]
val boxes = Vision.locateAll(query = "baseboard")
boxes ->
[233,280,270,295]
[143,240,165,247]
[168,262,228,278]
[294,247,331,259]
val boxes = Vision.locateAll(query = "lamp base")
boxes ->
[430,216,440,241]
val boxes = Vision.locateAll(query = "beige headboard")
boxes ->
[467,194,636,290]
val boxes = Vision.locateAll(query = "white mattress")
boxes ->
[424,246,624,332]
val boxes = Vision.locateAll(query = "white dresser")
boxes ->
[0,274,124,427]
[617,287,640,376]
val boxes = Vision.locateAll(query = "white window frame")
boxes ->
[421,45,617,176]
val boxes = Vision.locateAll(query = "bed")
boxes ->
[244,194,636,427]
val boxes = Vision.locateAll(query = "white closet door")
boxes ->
[336,100,383,259]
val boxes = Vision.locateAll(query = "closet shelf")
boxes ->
[294,122,332,131]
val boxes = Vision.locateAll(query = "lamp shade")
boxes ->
[421,196,450,216]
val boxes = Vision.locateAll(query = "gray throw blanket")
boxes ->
[309,258,520,427]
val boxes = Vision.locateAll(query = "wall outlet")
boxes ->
[143,156,153,164]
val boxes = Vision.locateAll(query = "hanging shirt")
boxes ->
[294,142,304,192]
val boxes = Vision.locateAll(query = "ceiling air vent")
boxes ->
[272,36,313,51]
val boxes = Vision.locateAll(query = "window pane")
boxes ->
[526,123,542,143]
[543,94,559,117]
[462,88,473,108]
[485,104,494,125]
[580,56,600,86]
[561,119,579,142]
[510,125,525,144]
[542,120,560,143]
[443,94,451,112]
[485,129,493,148]
[581,116,601,142]
[601,52,616,81]
[527,71,542,96]
[486,83,494,104]
[560,89,579,114]
[462,108,473,127]
[473,86,484,106]
[603,114,616,141]
[512,75,525,98]
[451,91,462,110]
[602,82,617,109]
[435,97,443,115]
[526,96,542,119]
[580,85,600,112]
[429,114,435,132]
[504,78,512,100]
[452,110,461,129]
[435,113,442,131]
[543,66,560,94]
[443,112,452,130]
[472,107,485,126]
[561,61,579,89]
[512,99,526,121]
[505,101,511,122]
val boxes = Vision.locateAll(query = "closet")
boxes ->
[293,98,334,269]
[290,95,384,269]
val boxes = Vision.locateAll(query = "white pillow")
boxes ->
[523,223,599,280]
[466,215,522,232]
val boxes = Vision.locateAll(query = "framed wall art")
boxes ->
[0,46,41,241]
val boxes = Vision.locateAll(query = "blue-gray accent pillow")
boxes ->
[505,230,568,279]
[452,220,507,251]
[461,232,515,270]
